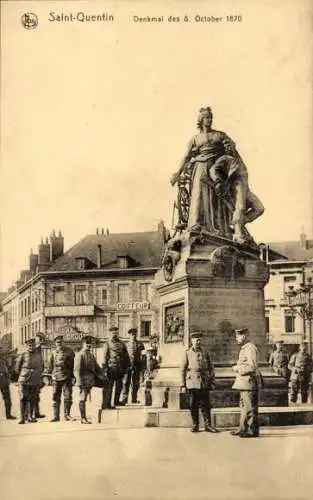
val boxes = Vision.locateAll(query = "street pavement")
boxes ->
[0,386,313,500]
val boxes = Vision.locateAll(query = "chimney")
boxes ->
[96,228,99,235]
[101,228,104,235]
[29,249,39,274]
[300,227,307,250]
[50,229,64,261]
[106,228,109,235]
[97,244,102,269]
[38,237,50,269]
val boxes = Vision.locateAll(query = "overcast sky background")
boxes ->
[1,0,312,290]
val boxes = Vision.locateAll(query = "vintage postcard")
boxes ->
[0,1,312,500]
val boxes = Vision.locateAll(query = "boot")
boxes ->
[18,400,26,424]
[5,399,16,420]
[64,401,73,421]
[28,401,37,423]
[79,401,91,424]
[203,413,219,433]
[50,402,60,422]
[34,399,45,419]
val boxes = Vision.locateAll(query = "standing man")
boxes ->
[16,338,44,424]
[102,327,130,409]
[269,341,290,382]
[288,342,312,404]
[231,328,261,438]
[48,335,75,422]
[121,328,145,405]
[74,335,103,424]
[33,333,46,419]
[0,347,16,420]
[180,331,218,433]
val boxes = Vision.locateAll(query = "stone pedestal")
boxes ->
[153,232,288,408]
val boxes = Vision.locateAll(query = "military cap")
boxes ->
[234,328,249,335]
[128,328,138,334]
[53,334,64,342]
[109,326,119,332]
[35,332,45,340]
[81,335,94,343]
[190,331,203,339]
[25,338,36,345]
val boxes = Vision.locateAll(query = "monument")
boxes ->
[153,107,288,409]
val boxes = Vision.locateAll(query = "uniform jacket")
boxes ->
[48,346,75,382]
[269,349,289,376]
[232,341,261,391]
[74,348,102,388]
[180,347,215,389]
[16,350,44,386]
[126,340,145,370]
[0,356,10,389]
[103,339,130,372]
[288,352,312,382]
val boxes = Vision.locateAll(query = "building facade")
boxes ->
[264,231,313,352]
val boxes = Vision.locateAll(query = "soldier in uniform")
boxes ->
[121,328,145,405]
[288,342,312,404]
[231,328,262,438]
[269,341,290,382]
[180,331,218,433]
[16,338,44,424]
[0,347,16,420]
[48,335,75,422]
[101,327,130,409]
[32,333,46,419]
[74,335,103,424]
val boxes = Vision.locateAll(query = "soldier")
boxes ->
[16,338,44,424]
[180,331,218,433]
[288,342,312,404]
[48,335,75,422]
[231,328,262,438]
[269,341,290,382]
[121,328,145,405]
[0,347,16,420]
[101,327,130,409]
[32,333,46,419]
[74,335,103,424]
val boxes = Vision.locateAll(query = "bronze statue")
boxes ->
[171,107,264,244]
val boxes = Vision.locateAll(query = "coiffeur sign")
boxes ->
[116,302,150,311]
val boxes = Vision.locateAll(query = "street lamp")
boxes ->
[285,276,313,356]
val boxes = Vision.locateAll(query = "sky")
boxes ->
[1,0,312,290]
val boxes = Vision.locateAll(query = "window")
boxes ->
[139,283,152,302]
[95,316,107,338]
[54,286,65,306]
[285,314,295,333]
[96,286,108,306]
[76,258,86,270]
[265,316,270,334]
[117,256,128,269]
[140,318,151,338]
[283,276,296,297]
[118,315,131,337]
[75,285,88,305]
[118,284,130,303]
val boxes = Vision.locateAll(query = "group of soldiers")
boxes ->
[0,327,159,424]
[269,340,312,403]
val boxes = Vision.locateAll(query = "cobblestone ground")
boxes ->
[0,386,313,500]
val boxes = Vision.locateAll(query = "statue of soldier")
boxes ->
[180,331,218,433]
[269,341,290,382]
[101,327,130,409]
[171,106,264,244]
[0,346,16,420]
[121,328,145,405]
[288,342,312,404]
[231,328,262,438]
[48,335,75,422]
[74,335,103,424]
[15,337,44,424]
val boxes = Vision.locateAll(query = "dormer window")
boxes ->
[117,255,128,269]
[75,257,89,270]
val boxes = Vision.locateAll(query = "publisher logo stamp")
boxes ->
[21,13,38,29]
